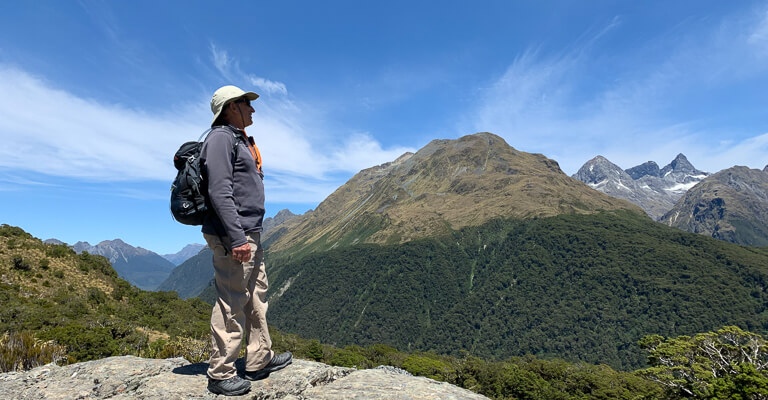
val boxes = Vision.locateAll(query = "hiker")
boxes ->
[200,85,292,396]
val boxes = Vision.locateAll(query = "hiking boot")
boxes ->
[207,375,251,396]
[244,351,293,381]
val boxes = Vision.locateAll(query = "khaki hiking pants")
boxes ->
[203,232,273,380]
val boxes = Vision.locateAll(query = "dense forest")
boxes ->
[266,210,768,370]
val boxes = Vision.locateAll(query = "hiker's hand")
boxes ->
[232,243,252,263]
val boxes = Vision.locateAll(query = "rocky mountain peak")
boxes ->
[73,239,153,263]
[572,153,709,220]
[660,165,768,246]
[572,155,630,186]
[162,243,206,266]
[660,153,704,178]
[625,161,661,179]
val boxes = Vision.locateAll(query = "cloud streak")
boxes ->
[0,57,414,205]
[468,7,768,174]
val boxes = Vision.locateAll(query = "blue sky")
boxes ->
[1,1,767,255]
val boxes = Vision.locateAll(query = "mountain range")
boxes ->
[571,153,709,220]
[48,133,766,303]
[256,133,768,370]
[164,134,768,304]
[69,239,178,291]
[265,132,641,255]
[571,154,768,246]
[161,243,206,265]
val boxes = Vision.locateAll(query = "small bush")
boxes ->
[148,336,210,363]
[402,353,454,381]
[45,244,74,258]
[0,331,67,372]
[326,347,369,368]
[12,256,30,271]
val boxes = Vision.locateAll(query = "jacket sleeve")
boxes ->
[202,131,248,249]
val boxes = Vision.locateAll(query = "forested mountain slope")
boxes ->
[267,210,768,371]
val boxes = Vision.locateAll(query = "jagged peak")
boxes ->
[100,238,128,247]
[660,153,704,176]
[274,209,297,219]
[572,156,628,185]
[669,153,694,170]
[625,161,660,179]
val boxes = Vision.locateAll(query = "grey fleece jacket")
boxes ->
[199,125,265,250]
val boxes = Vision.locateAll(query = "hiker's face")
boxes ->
[226,98,254,129]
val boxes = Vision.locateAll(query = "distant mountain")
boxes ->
[263,209,300,233]
[156,247,213,299]
[660,166,768,246]
[157,208,303,299]
[72,239,176,291]
[162,243,206,265]
[266,132,643,256]
[572,153,708,220]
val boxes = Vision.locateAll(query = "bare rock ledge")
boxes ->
[0,356,489,399]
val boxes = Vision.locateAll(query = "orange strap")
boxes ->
[241,130,263,173]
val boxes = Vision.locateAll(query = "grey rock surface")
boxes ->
[0,356,489,399]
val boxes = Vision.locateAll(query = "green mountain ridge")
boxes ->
[0,225,210,362]
[267,210,768,371]
[156,248,213,298]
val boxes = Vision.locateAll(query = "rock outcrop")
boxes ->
[0,356,489,399]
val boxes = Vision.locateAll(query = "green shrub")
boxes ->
[327,347,369,368]
[0,331,67,372]
[302,339,324,361]
[147,336,210,363]
[402,353,454,381]
[41,324,119,362]
[45,244,74,258]
[0,225,33,238]
[11,256,30,271]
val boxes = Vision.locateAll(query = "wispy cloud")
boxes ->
[468,7,768,174]
[0,47,415,204]
[249,77,288,96]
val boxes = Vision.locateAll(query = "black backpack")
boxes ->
[170,130,212,226]
[170,128,242,226]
